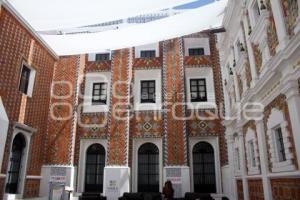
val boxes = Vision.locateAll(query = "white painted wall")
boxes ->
[0,97,9,173]
[134,69,162,110]
[83,72,111,113]
[39,165,77,198]
[87,50,111,61]
[163,166,190,198]
[134,43,159,58]
[185,67,216,109]
[183,37,210,56]
[221,165,231,199]
[103,166,130,200]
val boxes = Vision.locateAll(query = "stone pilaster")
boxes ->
[238,131,249,200]
[104,49,132,200]
[282,79,300,168]
[162,38,187,166]
[255,120,273,200]
[162,38,189,197]
[270,0,289,52]
[225,131,237,200]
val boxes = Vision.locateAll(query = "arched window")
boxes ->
[85,144,105,193]
[138,143,159,192]
[192,142,216,193]
[6,133,26,194]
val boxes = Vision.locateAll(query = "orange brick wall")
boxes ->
[271,178,300,200]
[248,179,264,200]
[73,33,226,168]
[0,5,227,197]
[237,180,244,200]
[106,49,132,165]
[46,56,79,165]
[0,6,56,199]
[163,38,187,165]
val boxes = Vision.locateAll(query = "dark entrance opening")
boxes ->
[6,133,26,194]
[85,144,105,193]
[192,142,216,193]
[138,143,159,192]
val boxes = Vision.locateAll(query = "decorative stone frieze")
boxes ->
[252,43,263,75]
[266,0,279,56]
[280,0,299,36]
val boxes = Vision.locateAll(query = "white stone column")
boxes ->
[238,131,249,200]
[226,133,237,200]
[242,16,258,87]
[270,0,289,52]
[282,80,300,167]
[255,120,273,200]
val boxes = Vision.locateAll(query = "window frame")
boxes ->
[274,126,286,162]
[248,140,256,167]
[189,78,207,102]
[91,82,107,105]
[188,48,205,56]
[19,65,31,95]
[140,80,156,103]
[140,50,156,58]
[95,53,110,61]
[235,147,240,170]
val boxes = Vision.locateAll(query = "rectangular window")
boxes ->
[140,50,156,58]
[275,127,286,162]
[188,48,205,56]
[95,53,110,61]
[19,65,31,94]
[92,82,107,104]
[248,140,256,167]
[235,148,240,170]
[190,79,207,102]
[140,80,155,103]
[252,1,261,24]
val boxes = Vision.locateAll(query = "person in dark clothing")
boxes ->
[162,181,174,200]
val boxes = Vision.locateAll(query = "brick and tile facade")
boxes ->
[0,3,228,199]
[0,5,57,199]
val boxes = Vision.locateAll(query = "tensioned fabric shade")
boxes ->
[41,0,227,56]
[7,0,197,31]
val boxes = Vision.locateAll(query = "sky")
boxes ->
[175,0,215,9]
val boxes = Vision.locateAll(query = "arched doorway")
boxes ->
[138,143,159,192]
[5,133,26,194]
[192,142,216,193]
[85,144,105,193]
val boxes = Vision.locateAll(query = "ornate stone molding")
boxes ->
[263,94,298,170]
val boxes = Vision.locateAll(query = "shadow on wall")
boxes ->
[0,97,9,173]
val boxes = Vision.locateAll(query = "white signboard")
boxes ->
[105,180,119,200]
[166,168,182,198]
[50,167,67,183]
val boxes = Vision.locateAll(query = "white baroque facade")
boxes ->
[219,0,300,199]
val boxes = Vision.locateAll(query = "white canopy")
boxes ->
[41,0,227,56]
[7,0,197,31]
